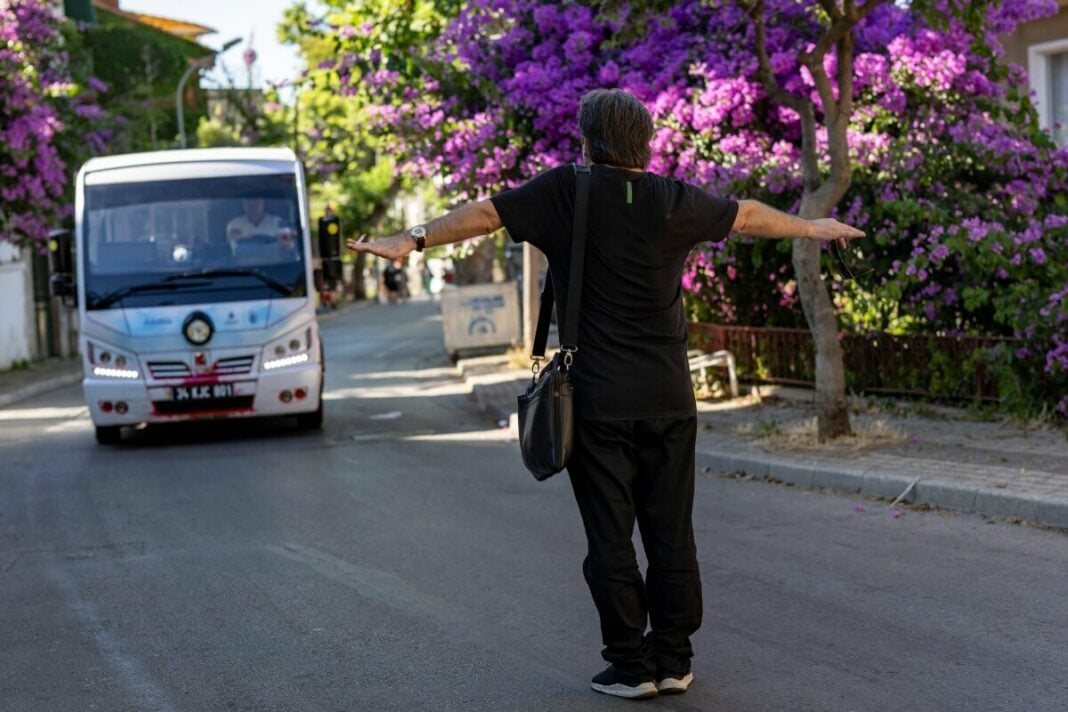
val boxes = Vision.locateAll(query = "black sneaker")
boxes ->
[590,665,658,699]
[655,671,694,695]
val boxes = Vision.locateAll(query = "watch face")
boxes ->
[411,226,427,238]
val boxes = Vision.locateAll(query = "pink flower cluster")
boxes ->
[1,0,110,249]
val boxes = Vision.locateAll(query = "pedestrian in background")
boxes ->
[381,257,409,304]
[349,88,863,700]
[420,257,434,298]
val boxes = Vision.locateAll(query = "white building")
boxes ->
[1004,0,1068,146]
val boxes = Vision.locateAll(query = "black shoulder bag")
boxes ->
[517,164,591,481]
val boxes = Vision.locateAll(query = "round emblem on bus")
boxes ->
[183,311,214,346]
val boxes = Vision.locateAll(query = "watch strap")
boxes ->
[410,226,427,252]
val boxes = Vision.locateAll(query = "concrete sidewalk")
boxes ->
[0,357,82,409]
[457,354,1068,532]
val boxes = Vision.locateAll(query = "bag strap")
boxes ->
[531,164,591,367]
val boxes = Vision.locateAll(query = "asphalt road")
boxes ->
[1,300,1066,712]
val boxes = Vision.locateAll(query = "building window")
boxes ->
[1029,39,1068,146]
[1052,51,1068,146]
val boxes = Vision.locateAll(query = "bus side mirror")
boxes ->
[318,214,342,286]
[48,228,76,306]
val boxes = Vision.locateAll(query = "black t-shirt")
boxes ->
[491,164,738,420]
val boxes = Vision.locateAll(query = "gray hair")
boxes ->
[578,89,654,169]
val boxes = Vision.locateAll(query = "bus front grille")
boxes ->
[214,355,255,375]
[147,355,255,379]
[147,361,192,379]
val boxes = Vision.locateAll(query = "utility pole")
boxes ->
[175,37,241,148]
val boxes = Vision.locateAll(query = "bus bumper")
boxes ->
[84,362,323,426]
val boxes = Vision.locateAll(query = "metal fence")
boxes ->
[689,323,1013,402]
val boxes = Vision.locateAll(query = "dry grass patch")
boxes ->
[504,344,543,371]
[736,417,908,454]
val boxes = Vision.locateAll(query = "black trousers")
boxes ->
[566,416,701,678]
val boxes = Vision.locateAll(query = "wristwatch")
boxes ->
[409,226,427,252]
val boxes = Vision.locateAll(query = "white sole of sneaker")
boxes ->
[591,681,659,699]
[656,672,694,694]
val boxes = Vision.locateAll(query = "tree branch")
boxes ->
[804,48,840,130]
[823,31,855,193]
[801,0,891,195]
[745,0,806,113]
[835,30,855,126]
[848,0,888,24]
[804,0,886,71]
[818,0,842,20]
[745,0,821,184]
[796,103,822,191]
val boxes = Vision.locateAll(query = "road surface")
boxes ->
[1,300,1066,711]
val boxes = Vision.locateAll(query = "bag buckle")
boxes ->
[561,345,578,369]
[530,356,543,382]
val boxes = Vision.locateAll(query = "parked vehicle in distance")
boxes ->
[50,148,335,444]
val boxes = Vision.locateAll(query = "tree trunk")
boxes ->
[453,237,496,285]
[745,0,887,440]
[796,194,851,440]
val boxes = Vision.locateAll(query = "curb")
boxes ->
[469,375,528,421]
[455,355,528,419]
[695,449,1068,532]
[0,367,83,409]
[455,357,1068,533]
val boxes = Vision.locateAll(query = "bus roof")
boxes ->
[81,148,299,174]
[80,148,302,186]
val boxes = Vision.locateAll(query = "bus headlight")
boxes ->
[262,326,314,371]
[87,341,141,379]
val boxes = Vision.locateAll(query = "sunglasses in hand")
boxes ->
[829,239,874,283]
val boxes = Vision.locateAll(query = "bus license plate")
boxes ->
[172,383,234,401]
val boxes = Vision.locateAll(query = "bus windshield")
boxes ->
[84,173,307,311]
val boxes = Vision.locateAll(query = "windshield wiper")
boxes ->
[90,280,211,309]
[163,268,297,297]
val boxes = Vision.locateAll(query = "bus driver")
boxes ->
[226,198,295,249]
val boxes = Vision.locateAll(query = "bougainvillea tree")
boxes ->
[0,0,111,250]
[316,0,1068,419]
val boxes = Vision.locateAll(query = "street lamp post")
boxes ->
[175,37,241,149]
